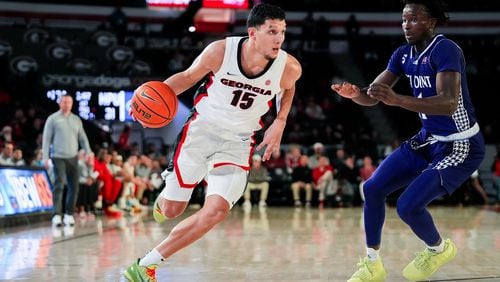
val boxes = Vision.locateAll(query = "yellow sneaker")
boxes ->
[403,238,457,281]
[124,259,158,282]
[153,196,167,223]
[348,256,387,282]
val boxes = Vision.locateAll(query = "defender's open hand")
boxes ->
[331,82,361,99]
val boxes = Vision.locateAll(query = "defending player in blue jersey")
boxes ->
[331,0,485,281]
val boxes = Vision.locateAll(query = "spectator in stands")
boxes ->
[135,155,154,205]
[0,142,14,165]
[144,159,164,205]
[336,154,359,206]
[359,155,376,182]
[43,95,91,227]
[312,156,334,208]
[31,148,55,182]
[285,144,302,174]
[308,142,325,169]
[243,154,270,210]
[122,154,147,212]
[383,138,401,158]
[94,148,122,217]
[108,153,126,210]
[291,155,313,208]
[332,148,346,170]
[30,148,44,167]
[0,125,14,148]
[265,149,287,177]
[358,155,377,201]
[11,148,25,166]
[77,150,98,217]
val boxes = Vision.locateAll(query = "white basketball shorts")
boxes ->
[160,115,253,208]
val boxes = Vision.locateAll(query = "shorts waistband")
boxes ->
[431,122,480,142]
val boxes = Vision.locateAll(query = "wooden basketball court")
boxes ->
[1,206,499,281]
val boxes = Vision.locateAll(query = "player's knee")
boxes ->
[162,201,187,219]
[202,206,229,227]
[396,199,416,222]
[363,179,384,201]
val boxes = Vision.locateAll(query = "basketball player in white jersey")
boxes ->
[125,3,301,281]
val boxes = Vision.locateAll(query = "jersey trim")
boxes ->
[410,34,443,63]
[236,37,275,79]
[432,139,470,170]
[173,112,200,189]
[213,162,250,170]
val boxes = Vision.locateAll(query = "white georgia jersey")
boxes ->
[194,36,287,138]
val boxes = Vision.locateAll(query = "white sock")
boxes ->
[366,247,380,261]
[139,248,164,266]
[427,239,445,253]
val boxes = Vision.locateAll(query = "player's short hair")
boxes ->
[246,3,286,28]
[402,0,450,26]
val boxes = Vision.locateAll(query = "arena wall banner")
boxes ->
[0,166,53,216]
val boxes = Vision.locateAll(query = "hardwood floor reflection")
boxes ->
[0,206,499,281]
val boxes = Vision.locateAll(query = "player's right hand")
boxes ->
[331,82,361,99]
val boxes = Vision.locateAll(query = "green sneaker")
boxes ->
[348,256,387,282]
[403,238,457,281]
[124,259,158,282]
[153,196,166,223]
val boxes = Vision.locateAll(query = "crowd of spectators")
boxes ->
[0,6,498,215]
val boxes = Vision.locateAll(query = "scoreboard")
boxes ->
[46,88,135,122]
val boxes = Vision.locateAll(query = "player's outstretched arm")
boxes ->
[164,40,225,95]
[331,70,399,106]
[331,82,378,106]
[257,55,302,162]
[369,71,459,116]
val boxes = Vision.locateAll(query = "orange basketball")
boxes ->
[131,81,178,128]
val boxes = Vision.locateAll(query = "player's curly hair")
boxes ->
[247,3,286,28]
[402,0,450,26]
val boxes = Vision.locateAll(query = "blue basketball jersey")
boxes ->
[387,34,478,137]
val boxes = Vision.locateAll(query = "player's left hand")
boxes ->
[256,118,286,162]
[367,82,401,106]
[128,107,148,128]
[331,82,361,99]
